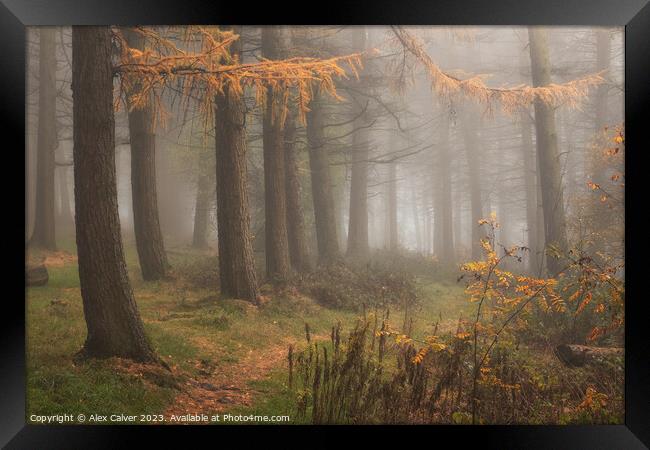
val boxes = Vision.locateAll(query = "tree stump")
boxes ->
[554,344,623,367]
[26,263,49,286]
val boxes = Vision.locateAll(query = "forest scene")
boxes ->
[25,25,624,425]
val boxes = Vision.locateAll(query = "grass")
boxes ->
[26,240,468,424]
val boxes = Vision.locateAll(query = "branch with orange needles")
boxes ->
[389,26,604,114]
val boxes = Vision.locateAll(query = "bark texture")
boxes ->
[123,29,169,281]
[214,27,259,302]
[72,26,156,362]
[261,26,291,279]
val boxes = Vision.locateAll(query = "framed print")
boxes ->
[2,0,649,447]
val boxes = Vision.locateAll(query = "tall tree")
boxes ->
[123,29,169,280]
[437,105,455,265]
[72,26,156,361]
[284,108,312,272]
[214,26,260,302]
[55,163,74,233]
[192,171,211,249]
[386,131,399,252]
[410,184,422,254]
[346,28,372,259]
[520,111,541,274]
[261,26,291,279]
[461,105,484,260]
[31,28,58,250]
[306,84,340,264]
[528,27,568,275]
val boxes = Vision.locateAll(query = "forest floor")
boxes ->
[26,237,473,424]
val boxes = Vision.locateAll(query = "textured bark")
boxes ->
[72,26,156,362]
[306,85,340,264]
[284,110,312,272]
[192,172,211,249]
[346,27,371,259]
[261,26,291,279]
[31,28,58,250]
[123,29,169,281]
[528,28,568,276]
[214,27,259,302]
[461,107,484,260]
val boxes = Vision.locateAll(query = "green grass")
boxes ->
[26,242,468,424]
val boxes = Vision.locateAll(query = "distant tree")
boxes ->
[115,25,361,290]
[72,26,156,361]
[460,104,484,260]
[30,28,58,250]
[306,83,341,264]
[436,103,455,265]
[192,169,212,249]
[346,27,371,259]
[284,106,312,272]
[386,131,399,252]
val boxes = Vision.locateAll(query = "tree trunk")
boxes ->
[346,27,371,259]
[72,26,156,362]
[261,26,291,279]
[214,26,259,302]
[462,107,484,260]
[410,185,422,254]
[192,172,210,249]
[437,107,455,265]
[123,29,169,281]
[31,28,58,250]
[589,29,612,232]
[520,111,541,275]
[284,110,312,272]
[56,164,74,233]
[528,27,568,276]
[387,158,399,252]
[306,85,340,264]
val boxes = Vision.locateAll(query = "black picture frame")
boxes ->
[2,0,648,447]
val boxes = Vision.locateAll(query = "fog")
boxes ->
[26,25,624,272]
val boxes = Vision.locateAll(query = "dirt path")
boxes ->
[164,341,292,417]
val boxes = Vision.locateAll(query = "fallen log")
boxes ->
[554,344,623,368]
[26,263,49,286]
